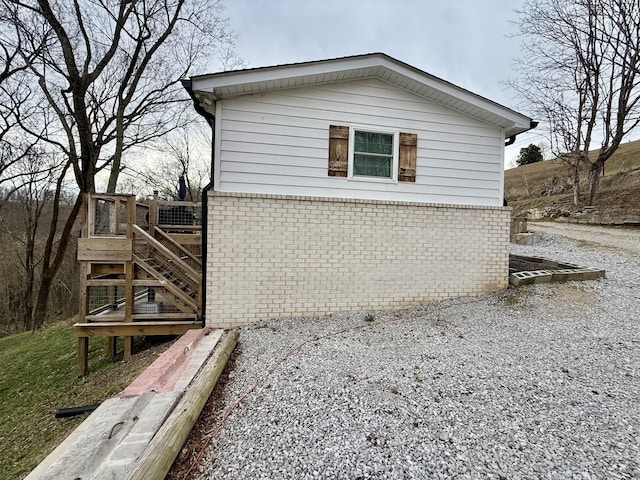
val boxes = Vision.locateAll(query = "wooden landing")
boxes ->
[75,320,202,337]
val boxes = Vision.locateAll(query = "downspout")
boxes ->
[181,79,215,326]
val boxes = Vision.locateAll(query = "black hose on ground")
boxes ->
[55,404,100,418]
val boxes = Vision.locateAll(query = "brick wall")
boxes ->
[206,192,510,328]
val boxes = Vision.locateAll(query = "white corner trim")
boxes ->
[499,128,505,205]
[213,101,223,192]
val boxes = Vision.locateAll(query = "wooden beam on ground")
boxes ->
[129,330,239,480]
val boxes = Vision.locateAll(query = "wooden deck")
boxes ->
[76,193,203,374]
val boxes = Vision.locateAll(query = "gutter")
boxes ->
[181,79,215,326]
[504,121,539,147]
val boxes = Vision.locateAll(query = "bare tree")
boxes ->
[121,121,211,201]
[0,4,51,192]
[0,0,239,326]
[0,148,69,330]
[511,0,640,206]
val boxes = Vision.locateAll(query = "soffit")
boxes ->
[189,53,534,137]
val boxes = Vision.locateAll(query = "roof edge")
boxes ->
[188,53,535,135]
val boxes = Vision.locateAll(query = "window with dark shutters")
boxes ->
[328,125,417,182]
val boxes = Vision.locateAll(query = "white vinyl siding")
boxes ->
[215,78,505,206]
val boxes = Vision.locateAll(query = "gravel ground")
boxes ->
[193,225,640,479]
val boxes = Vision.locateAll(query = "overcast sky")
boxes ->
[218,0,545,168]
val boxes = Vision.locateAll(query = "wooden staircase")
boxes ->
[75,194,203,374]
[133,225,201,315]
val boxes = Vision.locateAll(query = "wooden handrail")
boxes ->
[89,193,134,201]
[132,225,200,281]
[153,226,202,269]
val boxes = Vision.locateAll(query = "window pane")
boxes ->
[354,154,392,177]
[354,131,393,156]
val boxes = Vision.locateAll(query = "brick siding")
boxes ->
[206,192,510,328]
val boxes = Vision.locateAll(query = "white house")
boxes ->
[183,53,535,329]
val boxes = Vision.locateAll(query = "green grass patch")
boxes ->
[0,318,168,479]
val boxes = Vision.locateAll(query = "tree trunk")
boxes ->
[23,241,35,331]
[588,159,605,206]
[23,286,34,332]
[572,161,581,206]
[32,193,83,329]
[33,269,54,329]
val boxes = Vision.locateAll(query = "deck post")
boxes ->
[124,260,134,360]
[112,198,119,235]
[149,190,158,235]
[78,195,90,374]
[107,337,117,358]
[78,337,88,376]
[123,337,132,361]
[124,196,135,361]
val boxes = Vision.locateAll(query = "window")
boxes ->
[328,125,416,182]
[352,130,394,178]
[349,127,399,182]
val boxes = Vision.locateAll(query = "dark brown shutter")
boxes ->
[328,125,349,177]
[398,132,417,182]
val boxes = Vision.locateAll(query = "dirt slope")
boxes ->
[505,139,640,217]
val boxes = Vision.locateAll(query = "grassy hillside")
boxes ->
[0,319,168,479]
[505,139,640,215]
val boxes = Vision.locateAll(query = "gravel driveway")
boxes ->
[528,222,640,257]
[193,224,640,479]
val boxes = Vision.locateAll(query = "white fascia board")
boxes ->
[382,58,532,134]
[190,55,385,94]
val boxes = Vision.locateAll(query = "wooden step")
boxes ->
[132,254,198,311]
[132,313,198,320]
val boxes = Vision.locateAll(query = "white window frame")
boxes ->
[347,125,399,183]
